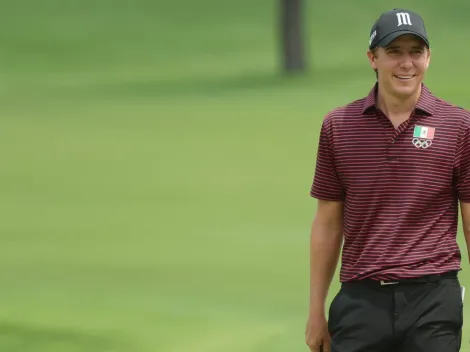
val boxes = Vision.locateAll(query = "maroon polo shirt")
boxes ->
[310,83,470,282]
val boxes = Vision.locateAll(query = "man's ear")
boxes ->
[367,50,378,70]
[425,48,431,69]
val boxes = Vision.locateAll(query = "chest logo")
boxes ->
[412,125,435,149]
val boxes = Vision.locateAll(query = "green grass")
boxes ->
[1,0,470,351]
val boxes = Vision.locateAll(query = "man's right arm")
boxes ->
[308,199,344,319]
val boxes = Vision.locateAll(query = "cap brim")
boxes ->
[377,30,429,48]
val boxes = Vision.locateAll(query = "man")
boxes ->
[305,8,470,352]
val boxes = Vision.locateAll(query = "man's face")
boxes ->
[367,34,431,98]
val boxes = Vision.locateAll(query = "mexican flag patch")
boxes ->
[413,125,435,139]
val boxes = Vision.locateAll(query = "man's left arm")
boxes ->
[457,119,470,261]
[460,202,470,261]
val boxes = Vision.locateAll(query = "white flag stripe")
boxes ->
[421,127,428,138]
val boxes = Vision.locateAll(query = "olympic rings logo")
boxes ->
[412,138,432,149]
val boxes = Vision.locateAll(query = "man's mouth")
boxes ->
[394,75,416,81]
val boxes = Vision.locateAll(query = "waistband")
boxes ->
[345,270,458,286]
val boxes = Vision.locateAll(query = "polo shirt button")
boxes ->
[391,140,395,144]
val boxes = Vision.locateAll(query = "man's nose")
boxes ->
[399,54,414,69]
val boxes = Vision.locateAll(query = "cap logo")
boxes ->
[369,30,377,45]
[396,12,412,26]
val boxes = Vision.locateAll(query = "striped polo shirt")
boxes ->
[310,83,470,282]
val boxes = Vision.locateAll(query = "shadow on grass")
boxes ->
[0,321,134,352]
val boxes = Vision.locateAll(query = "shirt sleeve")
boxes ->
[310,115,345,201]
[455,124,470,202]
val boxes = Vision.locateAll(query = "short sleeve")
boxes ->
[455,125,470,202]
[310,117,345,201]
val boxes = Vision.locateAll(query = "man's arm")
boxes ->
[309,199,344,318]
[460,201,470,261]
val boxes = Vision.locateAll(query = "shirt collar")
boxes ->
[361,82,436,116]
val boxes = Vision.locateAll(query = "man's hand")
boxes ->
[305,314,331,352]
[306,199,343,351]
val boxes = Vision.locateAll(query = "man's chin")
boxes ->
[391,83,421,98]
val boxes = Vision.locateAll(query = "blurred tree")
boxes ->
[280,0,306,73]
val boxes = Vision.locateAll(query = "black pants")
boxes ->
[328,274,463,352]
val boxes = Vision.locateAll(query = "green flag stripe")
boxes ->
[413,126,422,137]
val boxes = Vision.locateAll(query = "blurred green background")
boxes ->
[1,0,470,351]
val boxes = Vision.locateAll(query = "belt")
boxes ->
[352,270,458,286]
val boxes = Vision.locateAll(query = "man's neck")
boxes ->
[376,84,422,119]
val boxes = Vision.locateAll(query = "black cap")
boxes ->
[369,9,429,50]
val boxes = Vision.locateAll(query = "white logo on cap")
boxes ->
[396,12,412,26]
[369,30,377,45]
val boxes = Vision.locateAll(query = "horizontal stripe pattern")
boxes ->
[310,83,470,282]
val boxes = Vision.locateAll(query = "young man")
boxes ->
[305,8,470,352]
